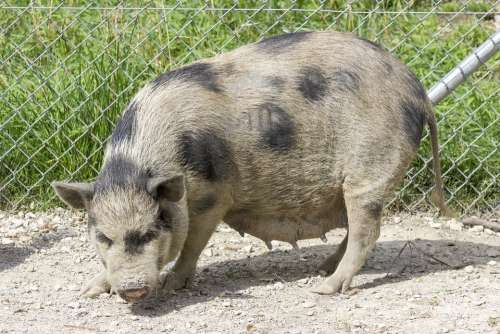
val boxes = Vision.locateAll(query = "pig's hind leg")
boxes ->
[311,183,384,294]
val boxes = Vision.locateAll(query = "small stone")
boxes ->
[486,249,500,257]
[487,260,497,266]
[74,310,88,317]
[68,301,81,309]
[464,265,474,273]
[302,301,316,308]
[67,284,80,291]
[484,228,494,235]
[1,238,14,245]
[204,248,214,257]
[244,245,253,253]
[447,219,463,231]
[273,282,284,290]
[469,225,484,233]
[306,310,315,316]
[246,324,256,332]
[27,285,39,292]
[430,222,442,229]
[393,216,402,224]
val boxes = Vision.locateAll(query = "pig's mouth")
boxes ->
[117,286,151,303]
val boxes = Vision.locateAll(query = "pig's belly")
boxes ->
[223,204,347,244]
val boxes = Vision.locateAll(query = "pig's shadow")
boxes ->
[0,227,75,271]
[130,239,500,316]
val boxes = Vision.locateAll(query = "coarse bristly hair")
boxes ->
[54,31,450,301]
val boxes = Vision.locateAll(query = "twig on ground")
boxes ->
[410,241,456,268]
[384,240,413,277]
[386,239,457,278]
[63,324,98,331]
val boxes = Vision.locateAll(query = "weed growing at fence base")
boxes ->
[0,1,498,214]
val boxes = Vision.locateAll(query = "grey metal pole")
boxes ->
[428,30,500,105]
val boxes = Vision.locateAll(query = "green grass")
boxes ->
[0,0,498,214]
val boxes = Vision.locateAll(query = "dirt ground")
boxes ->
[1,208,499,334]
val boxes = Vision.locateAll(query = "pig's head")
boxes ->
[52,166,189,303]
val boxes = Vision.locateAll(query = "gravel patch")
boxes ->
[1,209,499,333]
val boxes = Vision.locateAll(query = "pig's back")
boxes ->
[108,31,429,215]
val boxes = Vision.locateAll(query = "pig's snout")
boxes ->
[117,286,150,303]
[116,277,151,303]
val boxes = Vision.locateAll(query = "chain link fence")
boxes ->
[0,1,498,216]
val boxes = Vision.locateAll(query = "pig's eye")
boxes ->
[96,231,113,246]
[142,230,159,243]
[154,210,172,231]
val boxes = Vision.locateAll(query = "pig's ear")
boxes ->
[147,175,185,202]
[51,182,94,210]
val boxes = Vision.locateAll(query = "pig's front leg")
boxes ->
[161,213,219,293]
[80,271,110,298]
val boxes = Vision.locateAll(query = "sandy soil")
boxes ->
[1,208,499,334]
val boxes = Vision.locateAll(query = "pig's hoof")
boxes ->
[310,282,338,295]
[81,285,110,298]
[80,273,110,298]
[161,271,191,293]
[310,274,352,295]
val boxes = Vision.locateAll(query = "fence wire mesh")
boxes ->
[0,1,498,216]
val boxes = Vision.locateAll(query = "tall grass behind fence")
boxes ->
[0,1,498,216]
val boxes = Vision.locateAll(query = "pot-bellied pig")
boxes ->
[52,31,450,303]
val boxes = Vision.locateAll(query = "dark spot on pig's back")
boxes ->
[400,99,425,147]
[268,76,286,92]
[151,62,222,93]
[95,155,148,193]
[331,70,361,94]
[297,66,328,101]
[257,103,296,152]
[257,32,312,53]
[178,131,233,182]
[111,101,137,145]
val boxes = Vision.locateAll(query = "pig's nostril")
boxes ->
[118,287,150,302]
